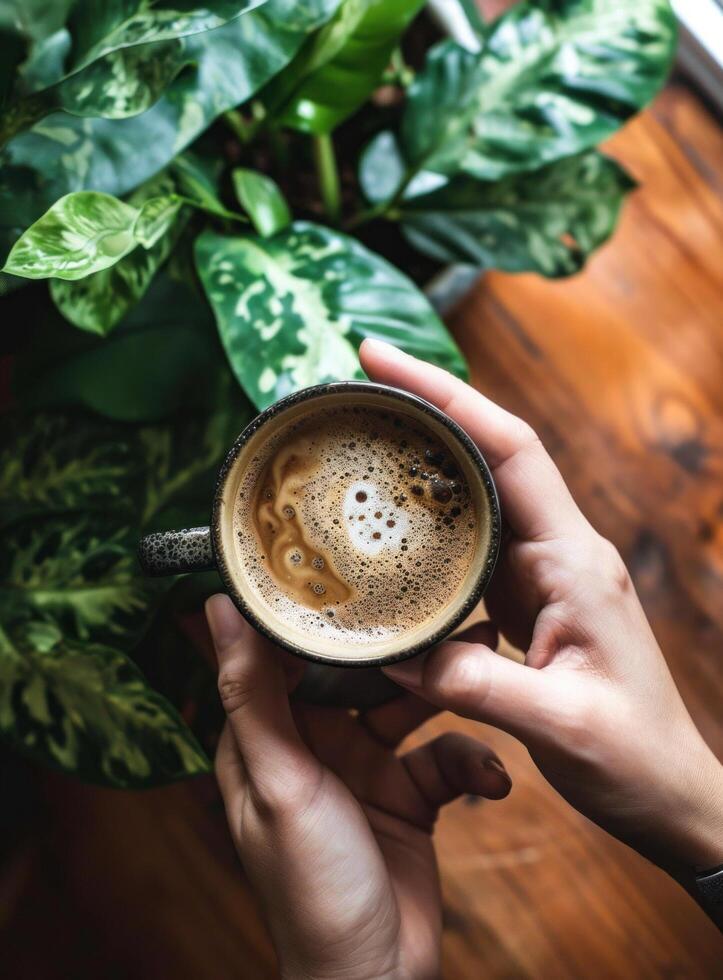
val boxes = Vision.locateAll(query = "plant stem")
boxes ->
[224,109,250,142]
[313,133,342,225]
[345,169,415,231]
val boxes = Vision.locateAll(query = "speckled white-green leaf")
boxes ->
[3,191,141,280]
[0,621,209,786]
[194,221,467,410]
[50,176,187,334]
[0,0,267,144]
[402,0,677,180]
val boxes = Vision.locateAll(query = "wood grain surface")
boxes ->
[2,84,722,979]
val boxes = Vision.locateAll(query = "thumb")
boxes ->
[382,639,554,744]
[206,593,317,806]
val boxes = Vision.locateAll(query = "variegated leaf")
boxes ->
[0,0,267,144]
[361,134,636,277]
[0,621,210,787]
[194,221,467,410]
[401,0,677,181]
[0,0,338,264]
[3,191,141,280]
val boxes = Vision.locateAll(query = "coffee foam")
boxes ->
[232,404,485,651]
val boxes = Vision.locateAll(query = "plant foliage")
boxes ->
[0,0,676,786]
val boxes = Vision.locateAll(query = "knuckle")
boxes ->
[250,759,323,822]
[217,671,253,714]
[425,647,490,711]
[595,537,631,594]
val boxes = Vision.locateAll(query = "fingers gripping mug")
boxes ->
[138,382,500,697]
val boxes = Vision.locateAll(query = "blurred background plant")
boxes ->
[0,0,676,788]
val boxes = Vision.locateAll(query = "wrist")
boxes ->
[651,745,723,874]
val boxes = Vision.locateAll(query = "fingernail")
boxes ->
[361,338,406,360]
[205,594,245,651]
[382,655,424,688]
[485,758,511,783]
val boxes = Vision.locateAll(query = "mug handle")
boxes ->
[138,526,215,577]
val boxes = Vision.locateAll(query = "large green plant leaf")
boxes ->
[265,0,423,133]
[361,133,635,276]
[0,0,338,264]
[16,274,225,421]
[0,0,267,145]
[0,622,210,787]
[49,174,188,334]
[0,517,158,647]
[195,221,467,410]
[400,153,634,276]
[400,0,676,182]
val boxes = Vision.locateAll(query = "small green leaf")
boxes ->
[172,151,234,219]
[401,0,677,181]
[134,195,182,248]
[266,0,424,134]
[49,173,188,334]
[232,168,291,237]
[0,622,210,787]
[195,221,467,410]
[398,151,636,277]
[3,191,140,280]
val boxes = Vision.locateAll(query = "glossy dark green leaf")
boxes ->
[402,0,677,181]
[266,0,423,133]
[18,274,225,421]
[0,0,335,263]
[232,168,291,237]
[399,151,636,276]
[0,622,210,787]
[195,221,467,410]
[0,1,267,144]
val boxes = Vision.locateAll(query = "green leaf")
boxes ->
[0,411,139,527]
[171,151,234,219]
[0,0,267,144]
[232,168,291,237]
[194,220,467,410]
[0,516,158,647]
[401,0,677,181]
[50,174,188,334]
[398,151,636,277]
[3,191,153,281]
[0,0,337,263]
[0,396,248,786]
[0,621,210,787]
[19,274,225,420]
[266,0,424,133]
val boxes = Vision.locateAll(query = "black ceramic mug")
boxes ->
[138,382,500,684]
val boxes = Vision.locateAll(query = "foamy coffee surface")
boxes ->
[233,404,482,649]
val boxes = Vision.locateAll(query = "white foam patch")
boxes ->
[343,480,409,556]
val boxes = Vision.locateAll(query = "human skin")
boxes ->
[209,339,723,978]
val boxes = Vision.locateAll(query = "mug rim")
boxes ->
[211,381,501,667]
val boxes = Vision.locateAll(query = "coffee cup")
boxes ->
[138,381,500,667]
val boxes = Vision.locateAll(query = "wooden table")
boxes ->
[2,84,722,979]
